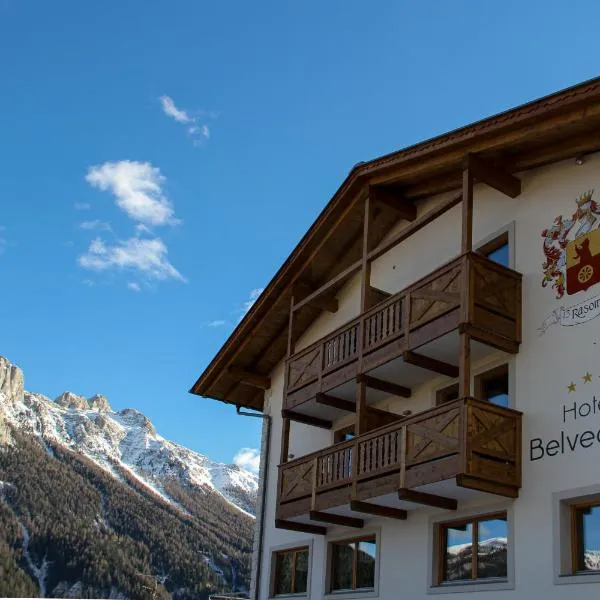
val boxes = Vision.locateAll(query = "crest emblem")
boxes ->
[542,191,600,299]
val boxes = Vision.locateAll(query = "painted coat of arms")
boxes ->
[539,190,600,333]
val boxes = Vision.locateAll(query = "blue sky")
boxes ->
[1,1,600,470]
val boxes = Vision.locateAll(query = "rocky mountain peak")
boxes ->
[0,355,24,404]
[118,408,156,434]
[54,391,89,411]
[87,393,111,412]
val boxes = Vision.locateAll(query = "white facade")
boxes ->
[255,154,600,599]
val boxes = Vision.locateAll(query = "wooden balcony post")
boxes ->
[280,417,291,464]
[461,165,474,254]
[287,293,296,356]
[356,378,368,435]
[361,193,373,312]
[459,332,471,398]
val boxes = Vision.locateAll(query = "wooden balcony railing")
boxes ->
[277,398,522,518]
[285,252,522,409]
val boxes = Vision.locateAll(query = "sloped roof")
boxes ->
[191,76,600,410]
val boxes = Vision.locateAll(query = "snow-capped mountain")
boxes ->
[0,355,258,516]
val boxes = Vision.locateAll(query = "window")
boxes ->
[436,383,459,405]
[477,231,509,267]
[329,535,376,593]
[334,425,355,443]
[572,501,600,573]
[475,364,509,408]
[436,512,508,584]
[273,546,309,596]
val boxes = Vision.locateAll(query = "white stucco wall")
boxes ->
[256,153,600,599]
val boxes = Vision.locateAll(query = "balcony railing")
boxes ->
[277,397,522,519]
[285,252,522,409]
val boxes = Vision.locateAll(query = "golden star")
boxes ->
[583,372,593,383]
[568,382,576,393]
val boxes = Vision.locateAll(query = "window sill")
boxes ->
[428,578,513,595]
[555,572,600,585]
[324,588,377,600]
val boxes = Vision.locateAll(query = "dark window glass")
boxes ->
[331,541,354,591]
[437,383,459,405]
[576,504,600,572]
[486,242,509,267]
[275,552,293,595]
[477,517,508,579]
[440,513,508,584]
[330,536,376,592]
[444,523,473,581]
[483,372,509,408]
[274,547,309,595]
[356,539,376,589]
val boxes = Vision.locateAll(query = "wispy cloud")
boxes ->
[78,236,186,283]
[74,202,91,210]
[242,288,264,315]
[79,219,112,232]
[127,282,141,292]
[86,161,178,227]
[159,95,215,146]
[159,95,192,123]
[207,320,227,328]
[233,448,260,474]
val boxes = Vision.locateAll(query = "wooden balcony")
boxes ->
[284,252,522,415]
[276,397,522,525]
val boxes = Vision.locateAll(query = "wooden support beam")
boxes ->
[350,500,407,520]
[398,488,458,511]
[309,510,364,528]
[458,332,471,398]
[227,366,271,390]
[403,350,459,378]
[292,282,339,313]
[356,379,368,435]
[275,519,327,536]
[369,185,417,221]
[292,260,362,313]
[279,417,291,464]
[360,195,373,312]
[281,409,332,430]
[357,374,411,398]
[461,168,474,254]
[369,193,462,262]
[465,153,521,198]
[316,393,355,412]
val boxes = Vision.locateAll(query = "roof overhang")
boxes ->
[191,76,600,410]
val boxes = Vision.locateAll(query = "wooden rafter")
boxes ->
[398,488,457,511]
[309,510,364,528]
[357,374,411,398]
[465,153,521,198]
[350,500,407,520]
[275,519,327,536]
[316,393,355,412]
[227,367,271,390]
[369,185,417,221]
[281,409,332,430]
[292,282,339,313]
[403,350,459,378]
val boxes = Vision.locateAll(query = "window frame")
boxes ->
[428,505,515,594]
[474,363,509,407]
[325,530,380,599]
[270,543,311,598]
[334,424,356,444]
[435,511,508,585]
[475,222,515,270]
[571,499,600,575]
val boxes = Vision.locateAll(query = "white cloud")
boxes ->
[233,448,260,474]
[136,223,151,234]
[207,320,227,327]
[74,202,91,210]
[85,161,177,227]
[78,236,186,283]
[128,282,141,292]
[159,95,215,146]
[243,288,264,315]
[159,95,191,123]
[79,220,112,232]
